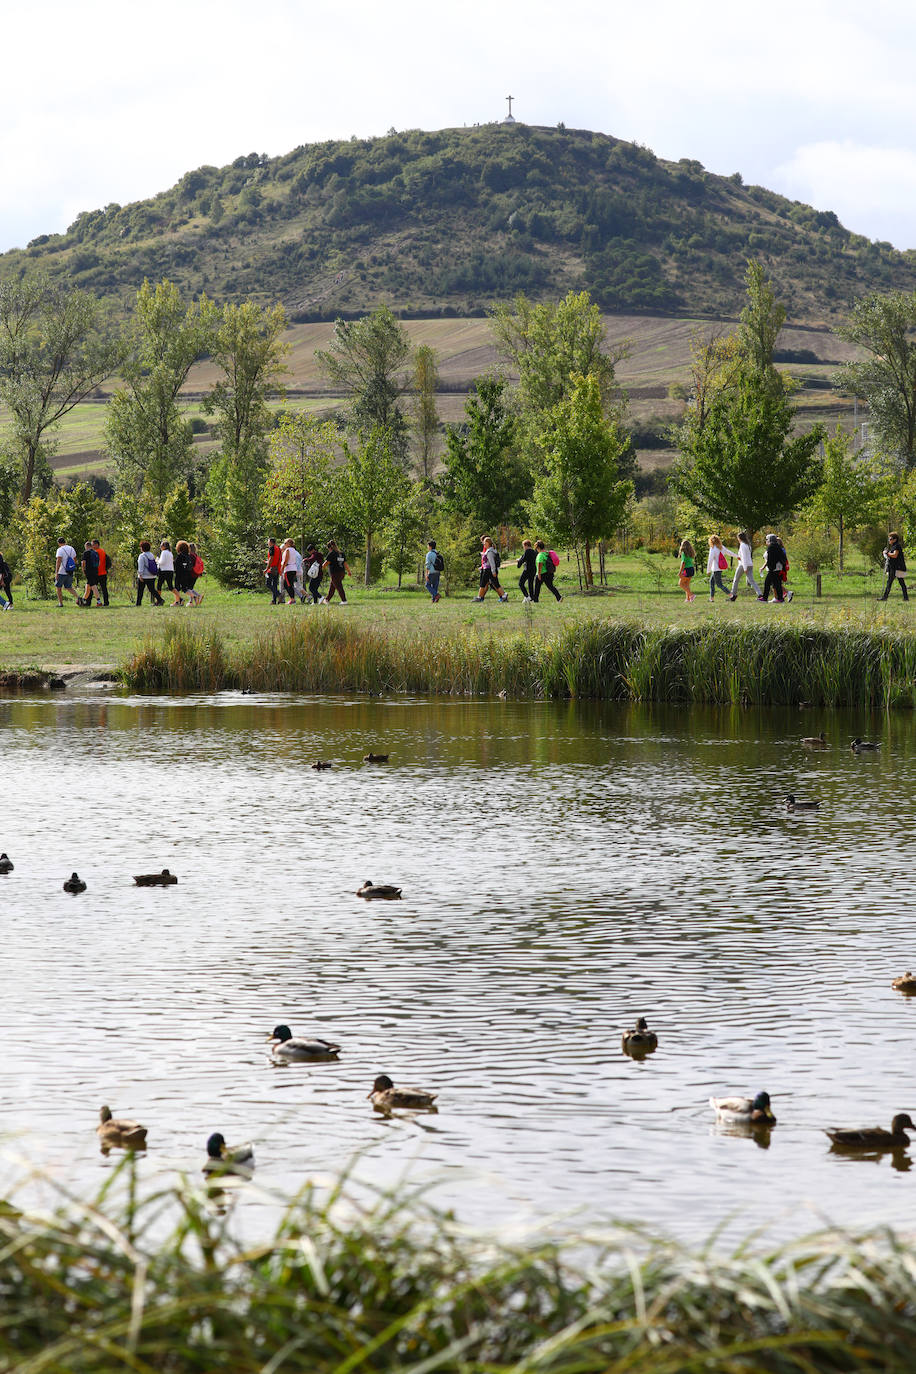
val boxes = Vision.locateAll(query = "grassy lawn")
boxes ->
[0,552,908,673]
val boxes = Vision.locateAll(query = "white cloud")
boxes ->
[774,140,916,248]
[6,0,916,250]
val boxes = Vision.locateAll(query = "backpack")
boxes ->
[493,549,501,569]
[433,551,445,572]
[64,554,76,574]
[548,550,560,569]
[718,551,728,571]
[105,552,114,572]
[307,560,320,579]
[193,555,204,576]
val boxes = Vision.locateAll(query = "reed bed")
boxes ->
[120,618,916,708]
[3,1170,916,1372]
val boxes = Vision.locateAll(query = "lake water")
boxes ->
[1,689,914,1242]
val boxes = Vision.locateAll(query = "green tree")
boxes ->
[163,482,198,545]
[315,305,411,456]
[443,376,527,531]
[340,425,408,584]
[493,287,628,407]
[21,494,61,598]
[672,364,824,537]
[411,344,440,481]
[739,259,786,384]
[203,301,288,462]
[106,280,215,507]
[383,480,427,588]
[261,413,339,551]
[527,373,632,585]
[0,275,122,504]
[837,291,916,465]
[807,426,884,569]
[57,481,107,557]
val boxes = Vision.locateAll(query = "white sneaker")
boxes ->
[319,596,327,604]
[522,595,530,602]
[786,590,794,602]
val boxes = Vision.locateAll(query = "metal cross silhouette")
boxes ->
[506,95,514,118]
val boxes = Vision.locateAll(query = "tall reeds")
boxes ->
[3,1168,916,1372]
[120,618,916,708]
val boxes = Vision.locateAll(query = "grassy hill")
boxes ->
[5,123,916,324]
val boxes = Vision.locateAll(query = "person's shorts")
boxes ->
[85,574,99,586]
[55,574,73,589]
[479,568,499,589]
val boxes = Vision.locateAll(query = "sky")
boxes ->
[4,0,916,253]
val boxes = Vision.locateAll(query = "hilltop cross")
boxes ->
[506,94,514,118]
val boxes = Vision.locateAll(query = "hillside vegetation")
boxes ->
[4,123,916,323]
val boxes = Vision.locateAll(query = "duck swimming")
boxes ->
[203,1133,255,1177]
[97,1105,148,1152]
[800,732,827,747]
[368,1074,437,1111]
[133,869,178,887]
[785,795,820,811]
[63,872,86,893]
[0,853,12,874]
[710,1092,776,1125]
[621,1017,658,1053]
[268,1024,341,1062]
[892,972,916,993]
[851,738,880,753]
[363,753,389,763]
[312,761,333,771]
[356,881,402,900]
[825,1113,915,1150]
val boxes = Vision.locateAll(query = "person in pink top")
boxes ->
[472,536,509,603]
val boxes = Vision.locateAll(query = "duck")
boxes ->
[800,732,827,747]
[892,972,916,993]
[202,1132,255,1177]
[311,760,333,771]
[268,1024,341,1061]
[785,795,820,811]
[97,1105,148,1151]
[363,752,389,763]
[133,869,178,887]
[63,872,86,893]
[621,1016,658,1053]
[710,1092,776,1125]
[825,1113,915,1150]
[851,738,880,753]
[0,852,12,874]
[356,880,402,900]
[368,1074,438,1112]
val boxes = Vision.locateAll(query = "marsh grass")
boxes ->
[122,618,916,709]
[3,1166,916,1372]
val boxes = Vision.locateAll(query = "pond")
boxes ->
[0,690,913,1241]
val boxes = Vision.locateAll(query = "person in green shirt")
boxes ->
[678,539,697,602]
[533,540,562,603]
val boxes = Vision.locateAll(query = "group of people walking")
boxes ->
[263,539,352,605]
[136,541,205,607]
[677,532,795,604]
[53,538,114,608]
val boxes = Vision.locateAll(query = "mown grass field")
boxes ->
[0,551,906,673]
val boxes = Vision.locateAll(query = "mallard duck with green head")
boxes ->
[710,1092,776,1125]
[203,1133,255,1177]
[268,1024,341,1062]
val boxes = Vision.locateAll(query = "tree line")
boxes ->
[4,264,916,597]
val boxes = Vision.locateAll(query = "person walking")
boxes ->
[677,539,697,602]
[323,540,351,603]
[187,543,204,606]
[706,535,736,601]
[279,539,299,603]
[304,545,323,604]
[0,550,12,610]
[533,540,562,602]
[78,541,102,606]
[424,540,443,603]
[516,539,537,601]
[136,541,164,606]
[264,537,282,604]
[92,540,111,606]
[727,531,762,601]
[879,531,909,601]
[759,533,793,604]
[173,540,193,606]
[156,541,175,600]
[473,536,508,603]
[54,537,79,607]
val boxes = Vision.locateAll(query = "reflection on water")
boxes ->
[0,691,914,1239]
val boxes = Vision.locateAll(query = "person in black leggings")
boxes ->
[533,540,562,602]
[760,534,786,603]
[516,540,537,600]
[879,532,909,601]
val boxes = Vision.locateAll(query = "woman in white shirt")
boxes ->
[706,535,736,600]
[280,540,300,604]
[727,531,762,600]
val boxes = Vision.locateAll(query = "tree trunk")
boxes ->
[838,514,844,572]
[583,539,594,587]
[364,530,372,586]
[21,440,38,506]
